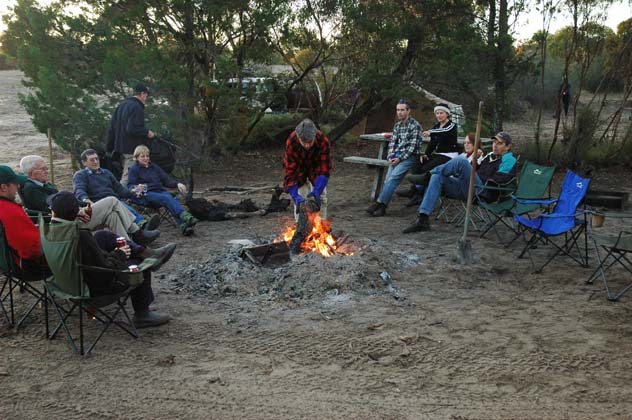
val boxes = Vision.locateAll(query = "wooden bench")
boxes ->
[345,133,494,200]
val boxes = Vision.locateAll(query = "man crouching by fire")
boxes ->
[283,118,332,221]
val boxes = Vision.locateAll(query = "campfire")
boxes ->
[280,212,338,257]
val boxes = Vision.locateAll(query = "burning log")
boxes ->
[290,202,312,254]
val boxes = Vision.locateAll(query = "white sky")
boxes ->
[0,0,630,42]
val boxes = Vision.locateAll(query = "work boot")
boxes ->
[180,222,194,236]
[145,214,161,231]
[133,309,170,329]
[131,229,160,246]
[366,201,381,215]
[395,185,416,198]
[179,210,199,227]
[139,243,177,271]
[402,213,431,233]
[371,202,387,217]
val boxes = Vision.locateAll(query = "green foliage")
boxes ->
[239,113,301,149]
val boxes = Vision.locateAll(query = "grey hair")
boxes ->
[20,155,45,175]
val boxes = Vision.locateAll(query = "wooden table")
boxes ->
[343,133,493,200]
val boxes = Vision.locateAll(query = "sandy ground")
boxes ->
[2,69,632,419]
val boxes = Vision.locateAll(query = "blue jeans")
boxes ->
[377,157,416,205]
[132,191,185,224]
[121,201,144,225]
[418,157,483,215]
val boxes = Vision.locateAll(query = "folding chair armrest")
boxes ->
[512,195,558,205]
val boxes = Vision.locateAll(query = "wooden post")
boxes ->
[47,128,55,184]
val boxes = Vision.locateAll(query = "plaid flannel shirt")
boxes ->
[283,130,332,190]
[388,116,423,161]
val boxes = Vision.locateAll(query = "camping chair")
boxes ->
[0,220,49,332]
[514,170,590,273]
[585,212,632,301]
[478,161,555,241]
[39,215,157,355]
[130,197,179,228]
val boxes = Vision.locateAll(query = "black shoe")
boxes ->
[371,202,387,217]
[133,310,170,329]
[140,243,177,271]
[395,185,416,198]
[405,192,422,207]
[145,214,161,231]
[366,201,381,215]
[402,213,430,233]
[132,229,160,246]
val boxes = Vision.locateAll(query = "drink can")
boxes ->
[128,265,139,273]
[116,237,127,248]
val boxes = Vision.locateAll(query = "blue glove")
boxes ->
[307,190,321,208]
[313,175,329,195]
[287,185,304,205]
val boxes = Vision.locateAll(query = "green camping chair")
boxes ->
[586,212,632,301]
[478,161,555,242]
[0,219,49,332]
[38,215,156,355]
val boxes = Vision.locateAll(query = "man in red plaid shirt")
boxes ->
[283,119,332,220]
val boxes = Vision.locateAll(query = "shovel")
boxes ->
[457,101,484,264]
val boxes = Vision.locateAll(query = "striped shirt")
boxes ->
[388,117,423,161]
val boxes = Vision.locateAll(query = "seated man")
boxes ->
[19,155,159,246]
[47,191,172,328]
[403,132,517,233]
[73,148,158,231]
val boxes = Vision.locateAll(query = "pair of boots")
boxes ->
[179,210,199,236]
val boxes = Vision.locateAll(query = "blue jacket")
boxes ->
[127,162,178,193]
[73,168,133,202]
[105,96,151,155]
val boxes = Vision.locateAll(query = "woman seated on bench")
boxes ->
[127,145,199,236]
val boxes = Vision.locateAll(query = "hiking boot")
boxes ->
[139,243,177,271]
[179,223,194,236]
[395,185,416,198]
[145,214,161,231]
[133,309,170,329]
[179,210,199,227]
[402,213,430,233]
[371,202,387,217]
[131,229,160,246]
[366,201,381,215]
[405,192,423,207]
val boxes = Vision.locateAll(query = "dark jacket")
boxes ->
[127,162,178,192]
[105,97,150,155]
[73,168,133,202]
[78,228,129,297]
[425,120,459,156]
[19,179,58,212]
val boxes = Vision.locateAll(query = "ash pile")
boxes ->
[172,237,421,303]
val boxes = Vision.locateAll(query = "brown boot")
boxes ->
[371,202,387,217]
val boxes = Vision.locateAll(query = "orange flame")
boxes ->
[279,212,338,257]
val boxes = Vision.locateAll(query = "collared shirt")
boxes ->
[28,178,44,187]
[388,117,423,161]
[283,130,332,189]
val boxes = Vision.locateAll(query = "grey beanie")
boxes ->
[295,119,317,143]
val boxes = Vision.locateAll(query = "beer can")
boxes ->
[116,237,127,248]
[128,264,139,273]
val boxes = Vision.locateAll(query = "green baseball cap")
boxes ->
[0,165,28,185]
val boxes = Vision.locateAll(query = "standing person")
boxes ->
[398,103,459,207]
[366,99,423,217]
[283,118,332,220]
[127,145,198,236]
[106,83,156,186]
[560,80,571,117]
[402,132,517,233]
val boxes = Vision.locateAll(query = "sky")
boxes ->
[0,0,631,41]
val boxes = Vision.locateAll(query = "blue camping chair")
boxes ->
[514,170,590,273]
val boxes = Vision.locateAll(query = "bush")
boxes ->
[245,113,304,149]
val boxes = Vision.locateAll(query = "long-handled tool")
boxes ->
[457,101,484,264]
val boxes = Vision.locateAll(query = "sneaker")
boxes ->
[133,310,170,329]
[140,243,177,271]
[131,229,160,246]
[366,201,381,215]
[145,214,161,231]
[402,213,430,233]
[371,202,387,217]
